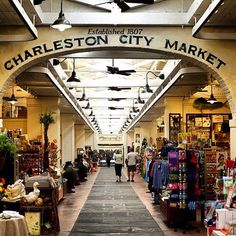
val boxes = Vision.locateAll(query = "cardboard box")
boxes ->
[212,231,226,236]
[216,208,236,230]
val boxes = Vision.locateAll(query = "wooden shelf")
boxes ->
[20,187,60,233]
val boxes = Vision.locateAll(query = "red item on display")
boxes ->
[166,182,179,190]
[226,160,234,169]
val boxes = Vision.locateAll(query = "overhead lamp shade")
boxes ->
[132,107,139,113]
[138,95,145,104]
[67,71,80,83]
[34,0,45,5]
[67,59,80,82]
[85,102,90,109]
[143,83,153,93]
[207,79,217,104]
[207,94,217,104]
[88,110,93,116]
[79,93,86,101]
[79,93,88,101]
[8,94,18,105]
[51,11,71,32]
[160,120,165,127]
[53,59,60,66]
[158,73,165,80]
[53,58,67,66]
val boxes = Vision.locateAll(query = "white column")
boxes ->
[27,98,41,140]
[61,114,75,163]
[229,119,236,159]
[75,124,86,150]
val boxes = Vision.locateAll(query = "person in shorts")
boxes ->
[126,147,139,182]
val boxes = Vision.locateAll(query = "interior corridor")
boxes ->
[58,167,206,236]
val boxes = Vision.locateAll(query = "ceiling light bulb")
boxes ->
[207,94,217,104]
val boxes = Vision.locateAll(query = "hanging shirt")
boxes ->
[152,160,163,190]
[145,160,152,182]
[152,160,169,190]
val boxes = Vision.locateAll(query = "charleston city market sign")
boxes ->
[3,27,226,71]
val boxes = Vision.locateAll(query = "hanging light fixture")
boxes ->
[84,101,90,109]
[51,0,72,32]
[207,75,218,104]
[67,59,80,82]
[53,58,67,66]
[79,88,88,101]
[131,99,139,113]
[159,120,165,127]
[88,109,93,116]
[8,86,18,105]
[129,113,133,119]
[143,71,165,93]
[137,87,145,104]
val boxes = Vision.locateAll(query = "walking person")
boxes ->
[126,147,139,182]
[106,150,112,168]
[114,150,123,182]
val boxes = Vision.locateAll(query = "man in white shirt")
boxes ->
[126,147,139,182]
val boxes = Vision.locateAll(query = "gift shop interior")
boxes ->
[0,0,236,236]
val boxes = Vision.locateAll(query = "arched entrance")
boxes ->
[0,26,235,157]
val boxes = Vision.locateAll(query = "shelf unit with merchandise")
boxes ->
[160,149,197,229]
[18,150,43,178]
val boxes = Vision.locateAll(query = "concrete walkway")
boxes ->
[69,167,164,236]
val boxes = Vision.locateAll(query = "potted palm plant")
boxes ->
[39,112,55,171]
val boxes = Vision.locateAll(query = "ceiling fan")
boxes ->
[108,106,124,110]
[108,86,131,91]
[108,98,127,101]
[97,0,154,12]
[107,59,136,76]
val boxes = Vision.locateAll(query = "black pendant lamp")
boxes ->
[207,76,217,104]
[8,86,18,105]
[88,110,93,116]
[143,71,165,93]
[144,71,153,93]
[67,59,80,82]
[51,0,72,31]
[84,101,90,109]
[131,99,139,113]
[137,87,145,104]
[79,88,88,101]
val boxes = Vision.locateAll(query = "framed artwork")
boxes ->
[202,117,211,127]
[25,212,41,235]
[195,117,203,127]
[169,113,181,143]
[135,134,140,143]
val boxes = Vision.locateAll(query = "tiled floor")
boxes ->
[58,167,207,236]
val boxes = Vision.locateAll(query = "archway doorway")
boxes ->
[1,47,231,153]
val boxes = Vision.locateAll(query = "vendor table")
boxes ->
[0,216,28,236]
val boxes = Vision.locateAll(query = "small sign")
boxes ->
[25,212,40,235]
